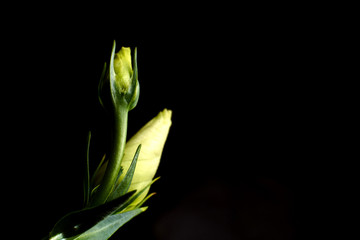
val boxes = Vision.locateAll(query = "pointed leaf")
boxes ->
[73,208,145,240]
[107,145,141,202]
[50,191,135,239]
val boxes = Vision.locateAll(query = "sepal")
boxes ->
[107,144,141,202]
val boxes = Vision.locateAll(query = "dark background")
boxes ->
[1,7,338,240]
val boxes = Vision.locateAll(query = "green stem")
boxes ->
[91,99,128,206]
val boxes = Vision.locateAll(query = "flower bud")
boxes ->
[120,109,172,207]
[109,41,139,110]
[113,47,133,93]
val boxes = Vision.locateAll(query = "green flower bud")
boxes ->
[109,41,139,110]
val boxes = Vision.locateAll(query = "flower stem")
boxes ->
[91,98,128,206]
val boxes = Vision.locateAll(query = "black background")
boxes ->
[1,6,338,240]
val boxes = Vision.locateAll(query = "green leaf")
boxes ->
[84,131,91,207]
[107,144,141,202]
[73,208,145,240]
[49,191,135,239]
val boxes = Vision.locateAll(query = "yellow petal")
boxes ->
[113,47,133,92]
